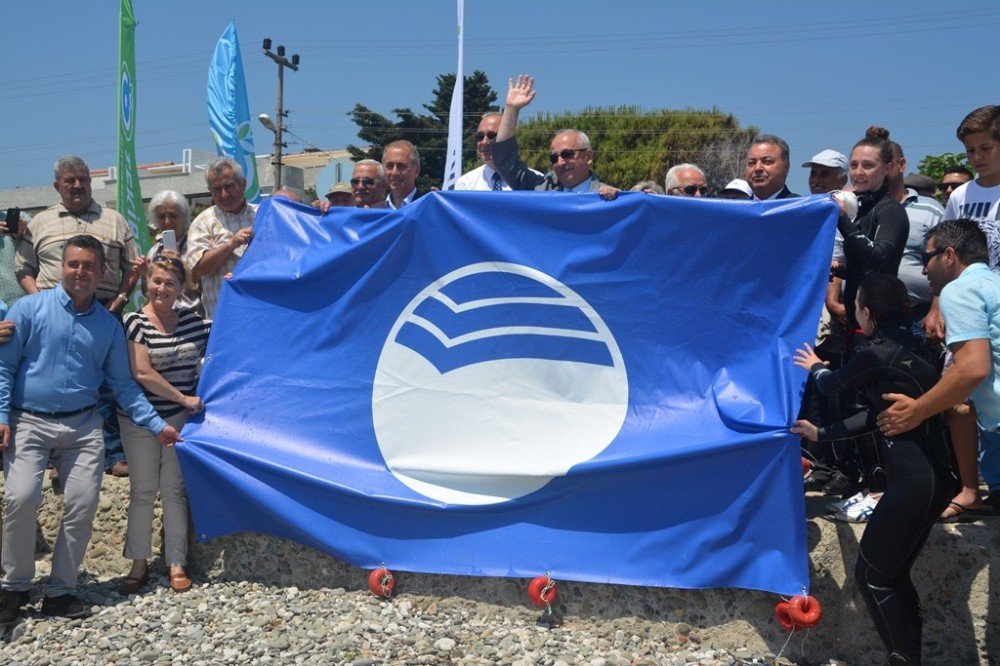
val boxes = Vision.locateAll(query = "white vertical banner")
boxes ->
[441,0,465,190]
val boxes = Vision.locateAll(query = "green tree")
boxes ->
[917,151,972,183]
[347,70,499,190]
[512,106,758,191]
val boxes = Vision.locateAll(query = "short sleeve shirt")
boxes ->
[944,180,1000,272]
[941,263,1000,429]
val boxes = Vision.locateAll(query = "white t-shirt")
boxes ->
[944,180,1000,271]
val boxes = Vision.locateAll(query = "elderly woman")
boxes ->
[117,256,211,594]
[140,190,202,313]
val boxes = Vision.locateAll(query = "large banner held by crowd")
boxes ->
[177,192,838,596]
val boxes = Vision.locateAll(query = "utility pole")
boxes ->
[261,38,299,190]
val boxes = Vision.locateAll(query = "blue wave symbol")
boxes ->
[394,272,615,374]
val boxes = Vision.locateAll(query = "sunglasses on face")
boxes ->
[672,185,709,196]
[474,131,498,142]
[550,148,587,164]
[350,177,376,187]
[920,248,946,266]
[938,182,963,191]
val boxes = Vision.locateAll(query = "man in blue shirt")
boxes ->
[0,235,181,622]
[878,220,1000,514]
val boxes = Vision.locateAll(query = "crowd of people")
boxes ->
[0,74,997,663]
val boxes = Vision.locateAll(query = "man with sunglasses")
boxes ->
[455,113,540,191]
[664,164,708,197]
[350,160,389,209]
[879,221,1000,521]
[491,75,615,197]
[939,166,974,207]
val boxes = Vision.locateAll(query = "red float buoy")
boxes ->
[368,567,396,598]
[787,594,822,628]
[527,574,557,609]
[774,601,795,631]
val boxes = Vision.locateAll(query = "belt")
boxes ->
[14,405,97,419]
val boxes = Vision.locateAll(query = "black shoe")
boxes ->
[803,469,831,491]
[821,471,856,497]
[41,594,90,619]
[0,589,29,624]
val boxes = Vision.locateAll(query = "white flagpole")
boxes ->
[441,0,465,190]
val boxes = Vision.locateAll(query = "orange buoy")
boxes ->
[368,567,396,598]
[527,575,557,609]
[787,594,822,628]
[774,601,795,631]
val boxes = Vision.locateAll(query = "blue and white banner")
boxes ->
[177,192,838,595]
[207,21,260,203]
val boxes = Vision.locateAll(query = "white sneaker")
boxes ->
[834,493,881,523]
[826,491,865,515]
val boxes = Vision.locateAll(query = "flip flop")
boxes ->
[938,500,980,524]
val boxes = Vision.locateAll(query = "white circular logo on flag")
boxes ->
[120,66,134,140]
[372,262,628,505]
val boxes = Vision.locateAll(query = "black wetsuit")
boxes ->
[830,186,911,494]
[809,328,956,665]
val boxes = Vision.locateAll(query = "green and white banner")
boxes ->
[117,0,150,252]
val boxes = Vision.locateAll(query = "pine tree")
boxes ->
[347,70,499,190]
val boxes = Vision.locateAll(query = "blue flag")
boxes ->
[207,21,260,203]
[177,192,838,595]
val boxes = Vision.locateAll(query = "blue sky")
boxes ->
[2,1,996,195]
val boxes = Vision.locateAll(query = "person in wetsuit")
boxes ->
[792,273,957,665]
[828,126,911,502]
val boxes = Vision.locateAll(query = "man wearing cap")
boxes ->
[802,149,848,195]
[745,135,799,200]
[455,113,541,191]
[719,179,752,200]
[904,173,937,199]
[325,182,354,207]
[664,164,708,197]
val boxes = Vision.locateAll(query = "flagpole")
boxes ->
[441,0,465,190]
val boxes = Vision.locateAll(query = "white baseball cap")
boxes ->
[802,149,848,173]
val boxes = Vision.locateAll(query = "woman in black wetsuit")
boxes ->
[792,273,956,665]
[829,126,912,504]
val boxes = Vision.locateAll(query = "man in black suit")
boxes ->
[383,140,425,209]
[492,75,616,198]
[746,135,799,200]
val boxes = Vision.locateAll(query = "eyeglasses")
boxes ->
[474,131,498,142]
[920,247,946,266]
[938,182,964,191]
[550,148,587,164]
[350,177,376,187]
[671,185,709,196]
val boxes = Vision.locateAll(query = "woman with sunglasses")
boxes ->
[792,273,956,665]
[117,256,211,594]
[828,127,911,510]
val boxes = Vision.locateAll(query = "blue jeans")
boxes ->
[99,387,125,471]
[979,427,1000,493]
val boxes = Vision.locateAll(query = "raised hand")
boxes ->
[506,75,537,110]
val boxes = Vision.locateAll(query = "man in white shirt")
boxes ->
[455,113,539,191]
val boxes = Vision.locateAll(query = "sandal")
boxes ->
[938,500,980,524]
[169,572,192,593]
[117,570,149,595]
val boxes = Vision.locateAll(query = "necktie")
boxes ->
[491,172,503,191]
